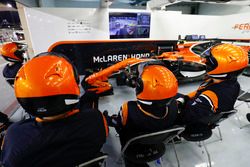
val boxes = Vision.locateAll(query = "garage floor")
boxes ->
[2,74,250,167]
[100,75,250,167]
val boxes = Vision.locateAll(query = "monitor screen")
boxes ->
[109,12,151,39]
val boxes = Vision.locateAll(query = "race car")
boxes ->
[84,41,215,95]
[84,39,250,95]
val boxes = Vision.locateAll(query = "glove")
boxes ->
[176,95,189,109]
[125,77,137,88]
[81,70,113,97]
[177,97,185,104]
[0,112,9,124]
[103,110,118,127]
[103,110,109,119]
[81,71,100,100]
[81,70,95,91]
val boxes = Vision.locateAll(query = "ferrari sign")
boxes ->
[232,23,250,31]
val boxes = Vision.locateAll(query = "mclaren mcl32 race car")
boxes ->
[83,40,250,95]
[83,41,219,95]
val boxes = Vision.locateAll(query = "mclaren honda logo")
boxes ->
[93,53,151,63]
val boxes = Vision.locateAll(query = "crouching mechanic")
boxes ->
[0,52,108,167]
[177,43,249,126]
[104,62,179,167]
[0,42,29,138]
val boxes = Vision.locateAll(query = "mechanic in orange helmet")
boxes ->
[177,43,249,125]
[104,61,179,167]
[0,42,29,132]
[0,42,28,87]
[1,52,108,167]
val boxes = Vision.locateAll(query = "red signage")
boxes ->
[232,23,250,30]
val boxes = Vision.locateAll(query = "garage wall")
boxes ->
[216,12,250,39]
[150,10,219,40]
[23,7,250,55]
[24,7,109,54]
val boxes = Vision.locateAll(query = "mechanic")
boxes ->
[0,42,29,134]
[177,43,249,126]
[104,62,179,167]
[0,52,108,167]
[0,42,28,87]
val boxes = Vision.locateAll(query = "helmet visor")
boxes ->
[205,54,218,73]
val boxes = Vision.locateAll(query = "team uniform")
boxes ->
[104,63,179,167]
[1,109,108,167]
[183,78,240,124]
[116,101,178,147]
[177,43,248,126]
[0,43,27,128]
[0,42,26,86]
[0,53,109,167]
[2,62,23,87]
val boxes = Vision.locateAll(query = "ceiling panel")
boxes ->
[3,0,250,9]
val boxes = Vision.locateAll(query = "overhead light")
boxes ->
[6,3,12,8]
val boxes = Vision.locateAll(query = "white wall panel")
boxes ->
[150,10,219,39]
[216,12,250,39]
[24,7,109,54]
[24,7,250,55]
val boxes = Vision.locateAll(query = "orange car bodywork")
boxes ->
[85,43,206,94]
[86,58,149,84]
[240,46,250,53]
[156,51,205,65]
[85,58,152,93]
[85,41,250,94]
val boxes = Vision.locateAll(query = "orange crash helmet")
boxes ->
[0,42,26,62]
[14,52,80,118]
[136,62,178,105]
[205,43,249,79]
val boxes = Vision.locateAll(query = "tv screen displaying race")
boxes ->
[109,12,151,39]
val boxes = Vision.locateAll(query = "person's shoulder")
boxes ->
[80,107,100,112]
[221,78,240,88]
[5,119,34,137]
[14,62,23,67]
[121,101,137,111]
[126,100,136,105]
[76,109,106,127]
[9,119,35,128]
[2,64,10,71]
[78,108,102,117]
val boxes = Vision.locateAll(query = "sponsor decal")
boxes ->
[37,107,47,112]
[232,23,250,33]
[93,53,151,63]
[49,40,177,74]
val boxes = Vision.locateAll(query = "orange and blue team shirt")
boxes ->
[114,100,178,147]
[184,78,240,124]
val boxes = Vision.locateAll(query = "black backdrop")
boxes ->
[49,40,177,75]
